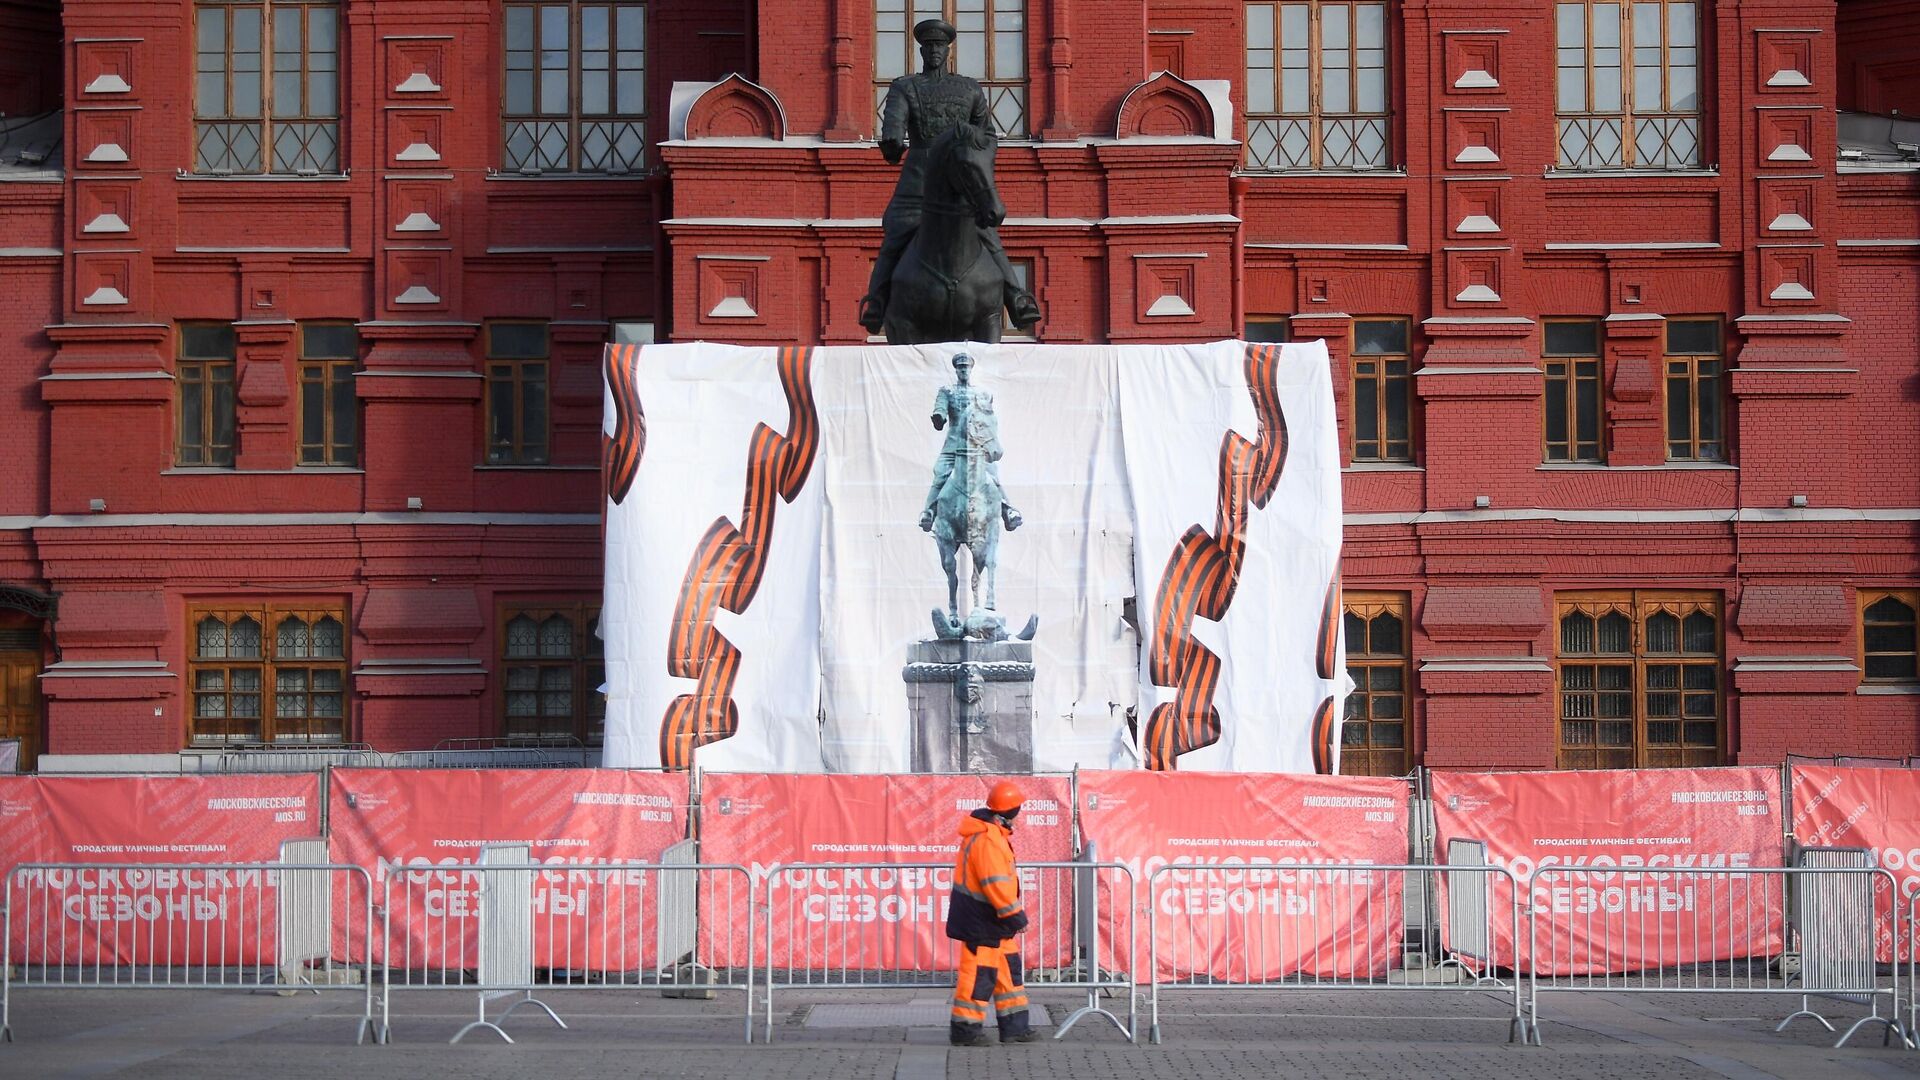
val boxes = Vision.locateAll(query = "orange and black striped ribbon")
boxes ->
[603,343,648,507]
[1142,342,1290,771]
[658,346,819,769]
[1311,574,1341,774]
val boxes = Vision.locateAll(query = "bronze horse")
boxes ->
[882,123,1009,346]
[930,397,1012,622]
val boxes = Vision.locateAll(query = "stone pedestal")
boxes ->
[904,638,1034,772]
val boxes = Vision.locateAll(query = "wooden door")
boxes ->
[0,652,42,771]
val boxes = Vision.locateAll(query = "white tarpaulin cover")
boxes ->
[600,340,1343,773]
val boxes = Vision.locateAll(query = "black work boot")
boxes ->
[950,1020,990,1046]
[997,1010,1037,1043]
[1006,288,1041,332]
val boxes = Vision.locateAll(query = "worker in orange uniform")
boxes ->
[947,779,1038,1046]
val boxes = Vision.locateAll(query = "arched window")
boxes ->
[1341,592,1411,776]
[1556,591,1721,769]
[500,602,605,743]
[1862,592,1919,683]
[189,604,346,745]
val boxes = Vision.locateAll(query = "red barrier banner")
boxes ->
[697,772,1074,970]
[1075,770,1411,981]
[1431,767,1784,975]
[0,774,320,965]
[1790,764,1920,961]
[326,768,690,968]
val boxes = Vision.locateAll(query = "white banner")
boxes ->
[602,340,1342,774]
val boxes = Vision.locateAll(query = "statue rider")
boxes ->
[921,352,1022,535]
[860,19,1043,337]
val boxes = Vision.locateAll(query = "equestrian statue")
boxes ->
[861,18,1042,345]
[922,353,1036,643]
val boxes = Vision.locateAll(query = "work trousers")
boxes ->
[950,939,1031,1037]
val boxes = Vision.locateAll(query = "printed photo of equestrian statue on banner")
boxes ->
[599,339,1345,775]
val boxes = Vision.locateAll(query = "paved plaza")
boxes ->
[6,985,1920,1079]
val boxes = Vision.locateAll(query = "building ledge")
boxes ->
[39,660,174,679]
[1419,656,1552,673]
[1543,168,1719,179]
[352,657,487,677]
[174,171,350,182]
[1537,462,1738,471]
[1858,684,1920,696]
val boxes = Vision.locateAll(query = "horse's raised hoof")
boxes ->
[858,295,887,334]
[1016,615,1039,641]
[918,508,936,532]
[1001,505,1023,531]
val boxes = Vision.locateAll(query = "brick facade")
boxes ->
[0,0,1914,769]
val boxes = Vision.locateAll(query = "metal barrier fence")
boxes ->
[1145,861,1527,1045]
[376,846,754,1044]
[0,859,376,1044]
[381,747,594,769]
[1903,886,1920,1042]
[1438,839,1501,984]
[759,860,1135,1044]
[180,745,383,773]
[1528,864,1909,1048]
[168,741,603,773]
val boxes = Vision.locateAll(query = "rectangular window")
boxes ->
[873,0,1027,137]
[499,602,605,743]
[610,320,655,345]
[503,1,647,173]
[486,322,551,465]
[189,602,349,745]
[176,323,237,467]
[194,0,340,174]
[1555,0,1700,170]
[1342,592,1411,776]
[1664,318,1723,461]
[1244,1,1390,170]
[1556,591,1722,769]
[1543,319,1602,462]
[1350,317,1411,462]
[1862,590,1920,684]
[298,322,359,467]
[1245,318,1291,343]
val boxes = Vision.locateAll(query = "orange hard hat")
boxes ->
[986,780,1025,813]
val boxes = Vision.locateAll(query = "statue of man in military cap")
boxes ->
[859,18,1042,337]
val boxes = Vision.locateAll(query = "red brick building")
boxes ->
[0,0,1915,773]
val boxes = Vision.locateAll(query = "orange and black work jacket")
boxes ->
[947,808,1029,946]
